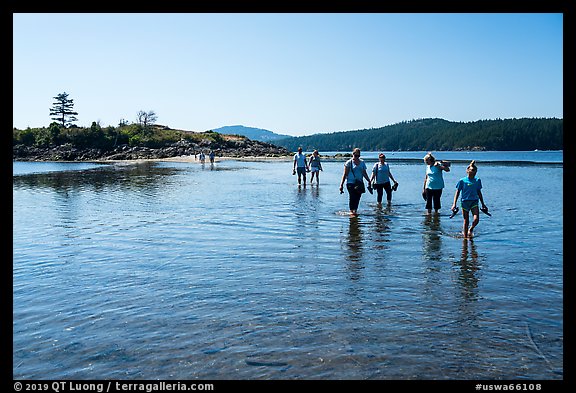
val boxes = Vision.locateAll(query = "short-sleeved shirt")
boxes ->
[345,159,367,184]
[294,152,307,168]
[372,162,391,184]
[456,176,482,201]
[425,164,445,190]
[309,155,321,168]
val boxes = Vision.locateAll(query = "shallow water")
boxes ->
[13,154,563,379]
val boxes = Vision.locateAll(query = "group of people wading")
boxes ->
[293,147,489,238]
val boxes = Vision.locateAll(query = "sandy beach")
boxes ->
[157,154,293,163]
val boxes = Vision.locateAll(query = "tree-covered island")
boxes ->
[12,123,292,161]
[13,93,291,161]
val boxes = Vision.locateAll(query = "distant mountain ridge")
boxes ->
[212,125,291,142]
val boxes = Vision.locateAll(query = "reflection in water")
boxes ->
[307,187,321,234]
[12,161,182,193]
[309,185,320,200]
[372,206,391,250]
[292,184,313,254]
[293,183,322,205]
[422,213,442,262]
[345,216,364,281]
[455,239,481,302]
[13,162,186,271]
[293,184,323,251]
[294,183,307,214]
[421,214,444,294]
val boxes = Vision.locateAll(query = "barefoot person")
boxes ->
[369,153,398,207]
[339,148,371,216]
[292,147,309,185]
[422,152,450,214]
[308,150,323,185]
[451,160,488,238]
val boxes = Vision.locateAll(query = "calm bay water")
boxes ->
[13,152,563,380]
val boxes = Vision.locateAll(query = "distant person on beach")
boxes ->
[199,151,206,164]
[293,147,309,185]
[339,148,371,216]
[369,153,398,206]
[308,150,323,185]
[209,150,215,164]
[451,160,488,238]
[422,152,451,214]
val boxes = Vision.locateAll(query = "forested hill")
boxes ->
[275,118,563,152]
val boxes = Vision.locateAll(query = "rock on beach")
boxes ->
[13,138,292,162]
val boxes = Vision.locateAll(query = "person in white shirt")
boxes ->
[292,147,309,185]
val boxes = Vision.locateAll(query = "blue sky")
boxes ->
[13,13,563,136]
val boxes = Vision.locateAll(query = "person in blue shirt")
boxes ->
[369,153,398,207]
[308,149,323,185]
[451,160,488,238]
[422,152,451,215]
[339,148,371,216]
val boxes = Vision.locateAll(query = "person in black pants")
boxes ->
[339,148,371,216]
[369,153,399,207]
[422,152,451,214]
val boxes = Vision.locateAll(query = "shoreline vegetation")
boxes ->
[13,117,562,162]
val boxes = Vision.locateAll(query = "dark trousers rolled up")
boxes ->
[374,182,392,203]
[346,183,363,211]
[425,188,443,210]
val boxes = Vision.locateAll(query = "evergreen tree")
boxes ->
[49,92,79,127]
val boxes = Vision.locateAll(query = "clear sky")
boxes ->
[13,13,563,136]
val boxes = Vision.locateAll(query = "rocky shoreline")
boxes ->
[13,138,292,162]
